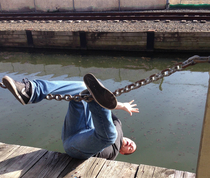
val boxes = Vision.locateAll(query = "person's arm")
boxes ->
[114,100,139,116]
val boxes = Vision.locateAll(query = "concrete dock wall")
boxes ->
[0,30,210,52]
[74,0,119,12]
[1,0,210,13]
[0,0,167,13]
[170,0,210,5]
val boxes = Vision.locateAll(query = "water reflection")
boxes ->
[0,50,209,82]
[0,50,209,173]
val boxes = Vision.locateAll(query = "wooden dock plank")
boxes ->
[153,166,176,178]
[97,160,139,178]
[58,158,86,178]
[63,157,106,178]
[0,143,47,178]
[136,164,196,178]
[137,164,155,178]
[0,142,196,178]
[22,151,72,178]
[0,142,21,162]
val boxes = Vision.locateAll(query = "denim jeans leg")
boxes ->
[62,100,93,141]
[29,79,86,103]
[28,79,117,159]
[62,100,118,159]
[87,101,117,146]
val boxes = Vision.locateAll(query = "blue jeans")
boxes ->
[29,79,118,159]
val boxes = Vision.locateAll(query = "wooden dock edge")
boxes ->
[0,142,195,178]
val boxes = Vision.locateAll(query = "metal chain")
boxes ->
[113,56,192,97]
[113,63,183,97]
[113,55,210,96]
[0,55,209,102]
[45,93,94,102]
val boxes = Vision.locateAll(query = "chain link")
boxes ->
[45,93,94,102]
[113,62,183,97]
[113,55,210,97]
[0,55,209,102]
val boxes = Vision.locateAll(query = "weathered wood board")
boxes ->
[0,142,196,178]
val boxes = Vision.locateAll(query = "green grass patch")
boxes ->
[170,4,210,9]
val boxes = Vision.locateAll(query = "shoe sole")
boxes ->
[2,76,26,105]
[83,73,117,110]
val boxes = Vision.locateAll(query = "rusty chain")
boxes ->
[113,55,210,97]
[0,55,210,102]
[45,93,94,102]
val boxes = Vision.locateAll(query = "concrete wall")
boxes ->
[0,30,210,52]
[0,0,35,12]
[170,0,180,4]
[170,0,210,5]
[74,0,119,12]
[0,31,28,47]
[0,0,167,12]
[181,0,210,4]
[155,32,210,51]
[1,0,209,12]
[35,0,74,12]
[120,0,167,10]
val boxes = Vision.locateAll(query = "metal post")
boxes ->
[73,0,75,12]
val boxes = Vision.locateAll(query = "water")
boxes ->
[0,49,209,173]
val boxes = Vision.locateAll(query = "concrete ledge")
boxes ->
[155,32,210,51]
[0,31,27,47]
[32,31,80,48]
[0,30,210,52]
[86,32,147,51]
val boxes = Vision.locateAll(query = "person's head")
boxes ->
[119,137,137,155]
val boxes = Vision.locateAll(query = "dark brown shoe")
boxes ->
[83,73,117,110]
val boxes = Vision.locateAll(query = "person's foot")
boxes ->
[2,76,31,105]
[83,73,117,110]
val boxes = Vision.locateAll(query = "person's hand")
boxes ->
[115,100,139,116]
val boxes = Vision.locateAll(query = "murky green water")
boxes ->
[0,49,209,173]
